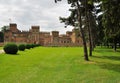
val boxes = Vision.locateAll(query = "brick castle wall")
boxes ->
[4,23,83,47]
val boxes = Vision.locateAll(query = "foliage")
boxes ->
[95,0,120,51]
[1,25,9,32]
[3,43,18,54]
[25,44,40,49]
[35,44,40,47]
[25,44,32,49]
[18,44,26,51]
[55,0,94,60]
[0,32,4,42]
[55,0,120,55]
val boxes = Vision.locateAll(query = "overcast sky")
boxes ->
[0,0,73,34]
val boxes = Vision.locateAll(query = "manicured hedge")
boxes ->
[25,44,40,49]
[18,44,26,51]
[3,43,40,54]
[25,44,31,49]
[3,43,18,54]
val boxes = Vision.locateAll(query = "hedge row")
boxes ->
[3,43,40,54]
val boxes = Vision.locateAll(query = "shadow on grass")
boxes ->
[92,47,120,72]
[92,55,120,72]
[94,49,114,53]
[92,56,120,61]
[95,48,120,53]
[96,61,120,72]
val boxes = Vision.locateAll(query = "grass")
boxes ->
[0,47,120,83]
[0,47,3,50]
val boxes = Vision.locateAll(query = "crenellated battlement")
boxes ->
[4,23,83,46]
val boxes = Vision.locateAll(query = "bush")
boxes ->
[18,44,25,51]
[30,44,34,48]
[34,44,40,47]
[26,44,31,49]
[3,43,18,54]
[25,44,40,49]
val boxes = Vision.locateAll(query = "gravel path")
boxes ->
[0,50,4,54]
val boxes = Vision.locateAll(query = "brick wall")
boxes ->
[4,23,84,47]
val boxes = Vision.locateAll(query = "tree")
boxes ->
[0,32,4,42]
[84,0,95,56]
[0,25,9,42]
[101,0,120,51]
[55,0,90,61]
[55,0,120,53]
[1,26,9,33]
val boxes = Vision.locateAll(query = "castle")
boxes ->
[4,23,83,46]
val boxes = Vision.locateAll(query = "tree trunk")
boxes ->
[76,2,89,61]
[92,40,96,51]
[88,28,92,56]
[119,43,120,48]
[113,39,117,51]
[87,11,92,56]
[84,0,92,56]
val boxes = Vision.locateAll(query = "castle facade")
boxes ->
[4,23,83,46]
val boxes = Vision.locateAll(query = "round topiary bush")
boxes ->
[3,43,18,54]
[18,44,25,51]
[31,44,35,48]
[25,44,31,49]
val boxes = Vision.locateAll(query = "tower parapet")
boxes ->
[30,26,40,33]
[9,23,19,32]
[52,31,59,37]
[66,31,72,37]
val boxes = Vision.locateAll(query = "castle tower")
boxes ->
[71,28,81,43]
[30,26,40,33]
[51,31,59,44]
[52,31,59,37]
[9,23,19,32]
[66,31,72,37]
[29,26,40,44]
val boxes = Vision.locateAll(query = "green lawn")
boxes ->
[0,47,120,83]
[0,47,3,50]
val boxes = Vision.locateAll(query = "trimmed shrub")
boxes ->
[32,44,37,48]
[26,44,31,49]
[3,43,18,54]
[18,44,25,51]
[34,44,40,47]
[30,44,34,48]
[25,44,40,49]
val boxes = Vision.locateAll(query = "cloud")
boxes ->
[0,0,73,34]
